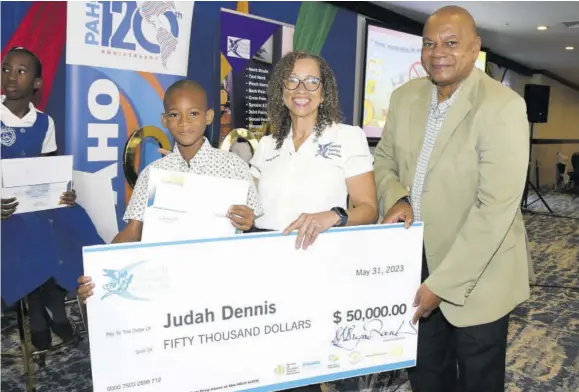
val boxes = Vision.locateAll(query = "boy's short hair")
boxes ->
[7,47,42,78]
[163,79,207,110]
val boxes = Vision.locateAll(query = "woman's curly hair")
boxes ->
[267,51,343,149]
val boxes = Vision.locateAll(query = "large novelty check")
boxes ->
[83,224,423,392]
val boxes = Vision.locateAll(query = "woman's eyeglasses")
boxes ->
[283,76,321,92]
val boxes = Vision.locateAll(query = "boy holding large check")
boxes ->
[77,80,262,300]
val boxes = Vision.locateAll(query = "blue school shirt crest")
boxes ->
[1,111,49,159]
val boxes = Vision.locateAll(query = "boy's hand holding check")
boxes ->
[227,205,254,232]
[77,276,94,303]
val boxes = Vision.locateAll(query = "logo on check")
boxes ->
[101,260,150,301]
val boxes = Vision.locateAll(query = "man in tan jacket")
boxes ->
[374,6,533,392]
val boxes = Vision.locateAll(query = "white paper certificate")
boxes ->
[1,155,73,214]
[83,224,423,392]
[141,169,250,243]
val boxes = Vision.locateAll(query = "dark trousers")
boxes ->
[408,253,510,392]
[27,278,74,350]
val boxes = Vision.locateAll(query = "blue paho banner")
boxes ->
[65,1,194,227]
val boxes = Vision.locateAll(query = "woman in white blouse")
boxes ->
[250,51,378,251]
[250,51,379,392]
[153,53,381,391]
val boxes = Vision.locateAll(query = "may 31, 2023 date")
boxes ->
[356,265,405,277]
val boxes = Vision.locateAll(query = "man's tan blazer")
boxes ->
[374,68,533,328]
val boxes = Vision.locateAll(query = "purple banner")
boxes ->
[221,11,281,74]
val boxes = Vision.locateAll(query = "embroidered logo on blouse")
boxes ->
[265,154,280,162]
[1,126,16,147]
[316,142,342,159]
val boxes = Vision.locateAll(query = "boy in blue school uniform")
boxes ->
[1,47,92,352]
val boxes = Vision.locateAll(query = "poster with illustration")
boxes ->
[220,9,295,152]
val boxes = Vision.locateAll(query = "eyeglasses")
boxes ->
[283,76,321,92]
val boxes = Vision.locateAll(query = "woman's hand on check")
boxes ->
[228,205,254,232]
[283,211,340,250]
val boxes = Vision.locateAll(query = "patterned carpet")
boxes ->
[2,190,578,392]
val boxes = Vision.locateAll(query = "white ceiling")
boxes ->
[375,1,579,88]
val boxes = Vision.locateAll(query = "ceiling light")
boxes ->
[565,46,575,50]
[537,25,548,31]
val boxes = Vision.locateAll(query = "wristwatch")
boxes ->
[331,207,348,227]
